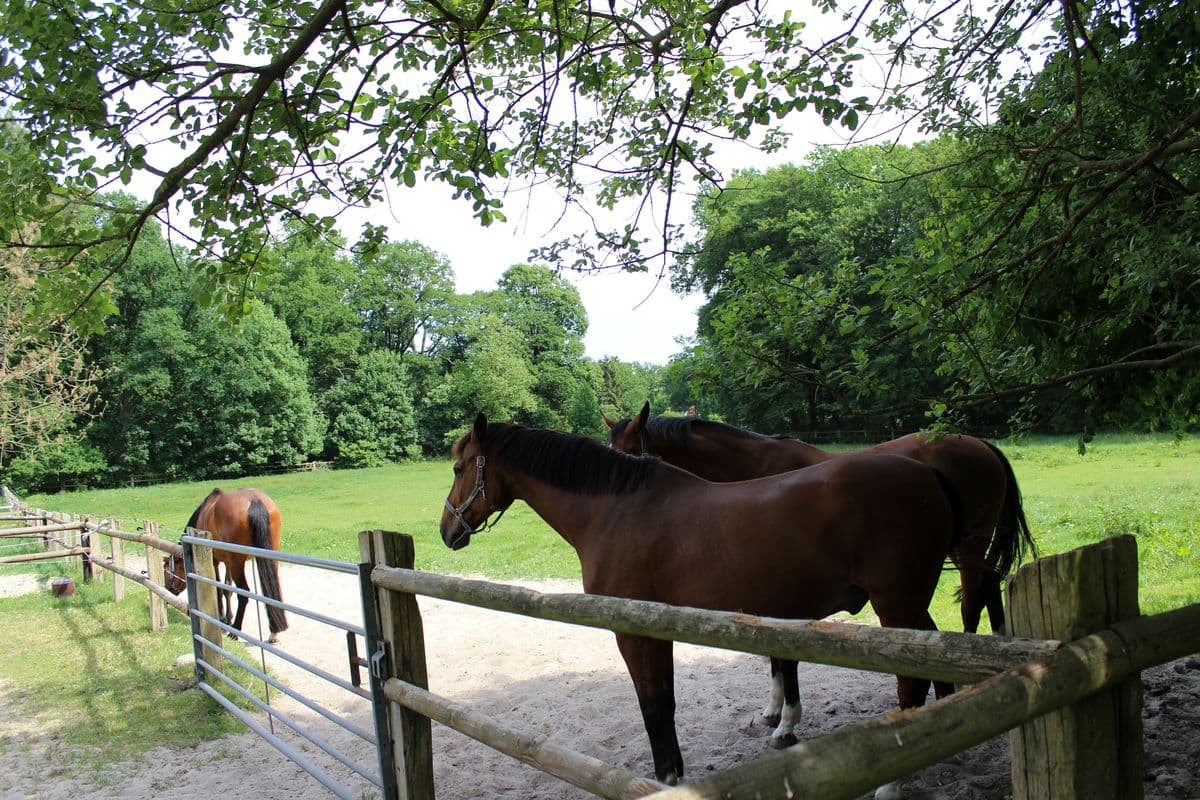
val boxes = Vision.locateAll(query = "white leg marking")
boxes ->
[770,699,802,745]
[874,779,905,800]
[761,673,784,723]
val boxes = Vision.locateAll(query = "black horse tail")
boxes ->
[931,467,966,559]
[248,498,288,634]
[981,441,1037,578]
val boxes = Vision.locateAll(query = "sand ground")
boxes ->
[1,562,1197,800]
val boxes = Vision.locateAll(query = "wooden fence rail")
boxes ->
[369,566,1060,685]
[1,487,195,627]
[362,531,1200,800]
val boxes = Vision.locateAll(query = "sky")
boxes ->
[350,129,841,367]
[348,181,706,366]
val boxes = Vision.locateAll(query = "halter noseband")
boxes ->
[165,552,186,592]
[444,455,506,535]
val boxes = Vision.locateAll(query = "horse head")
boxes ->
[162,553,187,594]
[604,401,651,454]
[440,412,508,550]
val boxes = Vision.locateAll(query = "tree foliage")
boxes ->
[325,349,419,466]
[2,0,1197,426]
[0,239,100,470]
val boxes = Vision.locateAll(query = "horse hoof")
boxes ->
[267,634,280,644]
[770,733,797,749]
[760,712,782,727]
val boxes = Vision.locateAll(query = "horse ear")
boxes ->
[629,401,650,433]
[473,412,488,442]
[602,412,617,429]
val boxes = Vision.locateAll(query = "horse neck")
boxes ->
[680,428,828,480]
[500,461,679,553]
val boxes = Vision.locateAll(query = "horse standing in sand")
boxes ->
[440,414,962,796]
[164,487,288,642]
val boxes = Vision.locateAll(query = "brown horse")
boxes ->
[606,403,1035,634]
[164,487,288,641]
[440,414,962,791]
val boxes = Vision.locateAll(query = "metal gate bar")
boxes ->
[197,681,364,800]
[191,606,371,700]
[197,631,375,742]
[187,571,367,636]
[181,535,388,799]
[197,650,381,785]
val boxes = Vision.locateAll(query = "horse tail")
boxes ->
[249,498,288,634]
[982,441,1037,578]
[931,467,966,559]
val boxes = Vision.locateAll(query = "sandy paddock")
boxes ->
[1,562,1197,800]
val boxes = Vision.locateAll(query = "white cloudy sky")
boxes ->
[356,126,849,366]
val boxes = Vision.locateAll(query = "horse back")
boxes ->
[867,433,1005,535]
[200,488,282,549]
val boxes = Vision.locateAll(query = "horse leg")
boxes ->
[229,558,251,636]
[761,658,784,726]
[615,633,682,785]
[957,563,986,634]
[873,606,942,800]
[767,658,801,748]
[983,572,1006,634]
[214,561,232,627]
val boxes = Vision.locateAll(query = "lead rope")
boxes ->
[250,561,276,736]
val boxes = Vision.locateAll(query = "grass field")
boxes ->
[1,432,1197,775]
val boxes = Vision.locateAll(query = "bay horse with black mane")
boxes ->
[605,404,1035,753]
[605,403,1035,634]
[440,414,962,795]
[164,487,288,642]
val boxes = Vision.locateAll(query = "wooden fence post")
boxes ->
[185,528,224,675]
[1006,534,1143,800]
[145,521,168,632]
[111,520,127,602]
[359,530,434,800]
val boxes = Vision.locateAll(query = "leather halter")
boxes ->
[165,552,186,592]
[444,455,506,535]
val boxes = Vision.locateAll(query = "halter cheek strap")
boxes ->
[444,455,506,535]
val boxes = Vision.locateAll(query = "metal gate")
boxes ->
[180,532,395,800]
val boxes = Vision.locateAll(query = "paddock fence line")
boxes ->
[0,486,190,622]
[1,485,395,800]
[359,531,1199,800]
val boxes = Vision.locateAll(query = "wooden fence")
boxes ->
[0,486,211,628]
[358,531,1200,800]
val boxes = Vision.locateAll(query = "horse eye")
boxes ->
[453,465,463,476]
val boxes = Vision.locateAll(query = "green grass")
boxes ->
[2,433,1197,772]
[0,567,260,780]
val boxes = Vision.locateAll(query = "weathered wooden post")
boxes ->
[111,520,127,602]
[1006,534,1143,799]
[359,530,434,800]
[79,515,93,581]
[184,528,224,676]
[145,521,168,632]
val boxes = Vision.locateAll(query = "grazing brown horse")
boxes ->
[164,488,288,641]
[440,414,961,792]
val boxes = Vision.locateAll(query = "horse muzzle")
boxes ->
[440,503,474,550]
[440,520,472,551]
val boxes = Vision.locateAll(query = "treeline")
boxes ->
[3,220,671,493]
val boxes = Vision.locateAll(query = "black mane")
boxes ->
[640,415,770,448]
[486,424,658,494]
[186,488,221,529]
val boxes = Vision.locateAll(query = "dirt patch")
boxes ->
[1,564,1196,799]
